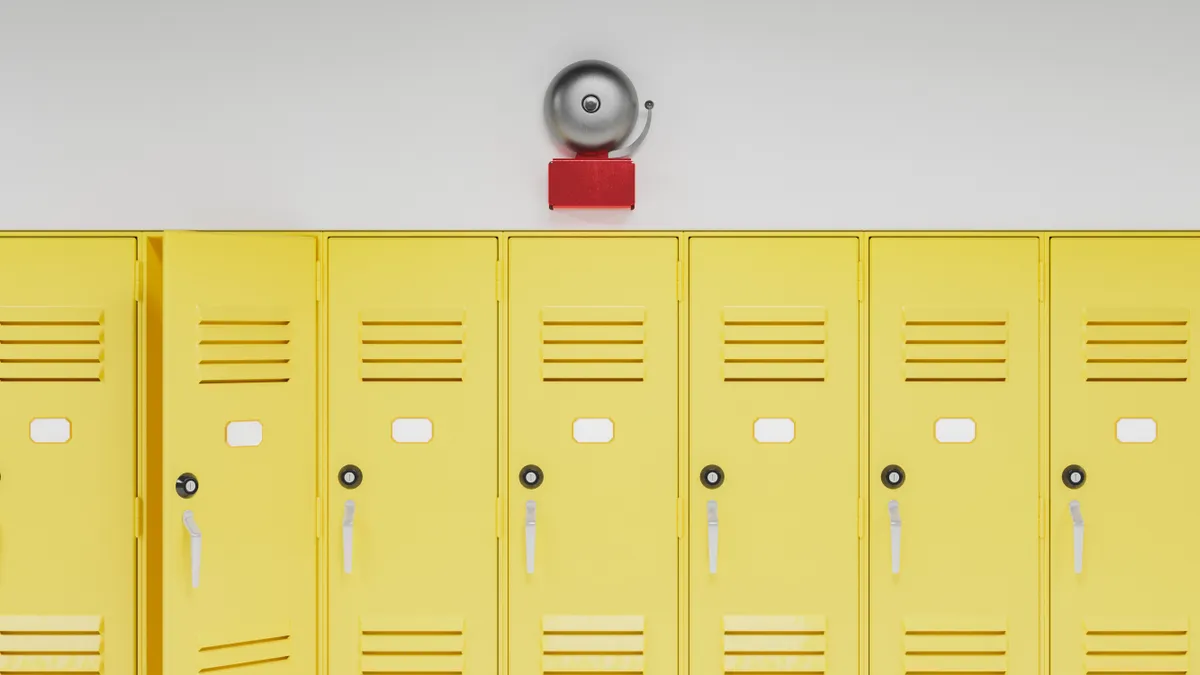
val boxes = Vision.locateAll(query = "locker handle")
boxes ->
[707,500,719,574]
[1070,500,1084,574]
[525,500,537,574]
[182,510,201,589]
[343,500,356,574]
[888,500,901,574]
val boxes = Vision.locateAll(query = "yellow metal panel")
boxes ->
[1051,237,1200,675]
[328,238,497,675]
[870,237,1039,675]
[542,634,644,653]
[690,238,858,675]
[0,237,136,675]
[509,237,677,675]
[160,232,317,674]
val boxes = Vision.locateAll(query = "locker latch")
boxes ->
[342,500,356,574]
[182,510,202,589]
[1069,500,1084,574]
[888,499,901,574]
[525,500,537,574]
[707,500,719,574]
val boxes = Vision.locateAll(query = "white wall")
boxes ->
[1,1,1198,231]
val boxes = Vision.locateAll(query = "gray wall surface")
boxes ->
[1,1,1197,230]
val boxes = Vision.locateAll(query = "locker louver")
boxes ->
[198,633,290,672]
[0,307,103,382]
[1083,617,1188,675]
[360,617,464,674]
[359,309,465,382]
[903,616,1007,674]
[542,615,645,674]
[0,615,103,674]
[197,308,292,384]
[902,309,1008,382]
[723,615,826,674]
[1084,308,1189,382]
[540,306,645,382]
[721,307,826,382]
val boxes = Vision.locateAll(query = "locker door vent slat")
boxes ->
[903,617,1007,674]
[359,617,465,674]
[197,633,290,672]
[1083,618,1188,675]
[721,307,827,382]
[0,615,103,674]
[0,307,104,383]
[542,615,645,673]
[902,309,1008,382]
[1083,309,1190,382]
[540,307,646,382]
[723,615,826,673]
[359,309,466,382]
[197,308,292,384]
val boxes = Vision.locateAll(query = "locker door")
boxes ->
[869,238,1039,675]
[1050,237,1200,675]
[328,237,498,675]
[161,232,317,674]
[689,237,859,675]
[508,237,678,675]
[0,238,136,675]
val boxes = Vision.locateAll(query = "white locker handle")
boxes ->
[707,500,719,574]
[182,510,202,589]
[342,500,356,574]
[1070,500,1084,574]
[888,499,901,574]
[525,500,537,574]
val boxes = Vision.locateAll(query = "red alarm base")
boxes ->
[548,155,635,210]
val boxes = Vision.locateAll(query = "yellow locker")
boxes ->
[688,237,859,675]
[508,237,678,675]
[869,237,1039,675]
[159,232,317,674]
[0,237,137,675]
[327,237,498,675]
[1050,237,1200,674]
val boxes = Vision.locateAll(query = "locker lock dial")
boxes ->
[1062,464,1086,489]
[338,464,363,490]
[175,473,199,499]
[700,464,725,489]
[881,464,905,489]
[519,465,544,489]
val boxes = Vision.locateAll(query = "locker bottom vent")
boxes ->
[903,617,1007,674]
[360,617,464,674]
[723,615,826,673]
[0,615,102,674]
[542,615,645,674]
[198,633,290,673]
[1084,618,1188,675]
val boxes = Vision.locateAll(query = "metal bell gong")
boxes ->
[544,60,653,155]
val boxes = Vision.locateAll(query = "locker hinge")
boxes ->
[1038,497,1045,539]
[676,262,683,302]
[495,497,502,538]
[856,261,863,302]
[676,498,683,538]
[134,260,145,303]
[857,497,863,539]
[316,496,323,539]
[1038,260,1045,303]
[495,261,502,302]
[315,261,323,303]
[134,496,143,539]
